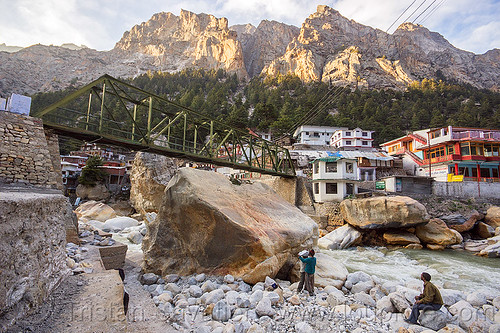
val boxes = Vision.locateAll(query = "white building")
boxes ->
[311,156,359,202]
[293,125,346,146]
[330,128,374,150]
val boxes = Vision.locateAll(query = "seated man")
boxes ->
[406,272,443,325]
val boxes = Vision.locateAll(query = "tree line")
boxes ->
[31,69,500,147]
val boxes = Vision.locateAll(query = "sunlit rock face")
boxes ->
[142,167,318,284]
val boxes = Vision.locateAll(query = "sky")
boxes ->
[0,0,499,54]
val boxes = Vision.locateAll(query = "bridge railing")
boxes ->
[32,75,295,177]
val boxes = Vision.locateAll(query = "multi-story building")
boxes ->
[293,125,346,146]
[311,155,359,202]
[381,126,500,182]
[330,128,375,150]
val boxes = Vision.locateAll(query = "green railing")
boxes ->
[32,75,295,177]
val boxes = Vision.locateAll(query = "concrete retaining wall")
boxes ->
[433,181,500,199]
[0,191,71,329]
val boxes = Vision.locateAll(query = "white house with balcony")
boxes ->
[330,128,374,150]
[293,125,346,146]
[311,156,359,202]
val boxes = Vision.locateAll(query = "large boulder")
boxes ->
[418,308,451,331]
[313,252,349,289]
[415,218,459,246]
[142,168,318,284]
[102,216,140,232]
[74,200,117,222]
[75,183,110,201]
[485,206,500,229]
[383,231,420,246]
[340,196,429,229]
[479,235,500,258]
[474,222,495,239]
[129,152,179,218]
[446,211,483,233]
[318,225,362,250]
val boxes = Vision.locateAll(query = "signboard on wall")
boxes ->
[0,98,6,111]
[375,181,385,190]
[7,94,31,115]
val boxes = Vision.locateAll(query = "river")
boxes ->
[323,247,500,294]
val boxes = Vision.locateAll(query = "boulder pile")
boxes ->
[138,265,500,332]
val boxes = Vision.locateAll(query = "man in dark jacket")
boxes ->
[406,272,444,324]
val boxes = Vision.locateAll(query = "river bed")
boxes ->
[323,247,500,294]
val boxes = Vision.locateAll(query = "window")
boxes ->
[362,132,368,137]
[446,145,455,155]
[313,132,320,137]
[362,141,368,145]
[346,140,352,145]
[346,183,354,195]
[305,132,309,135]
[326,162,337,173]
[346,162,353,173]
[326,183,337,194]
[314,183,319,194]
[460,143,470,156]
[346,132,351,136]
[430,130,441,139]
[313,162,319,174]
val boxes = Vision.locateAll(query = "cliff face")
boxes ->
[1,6,499,96]
[263,5,500,90]
[232,20,299,77]
[114,10,248,79]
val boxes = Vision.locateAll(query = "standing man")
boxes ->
[296,250,308,293]
[406,272,444,325]
[299,249,316,296]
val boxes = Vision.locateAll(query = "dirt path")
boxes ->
[123,251,177,332]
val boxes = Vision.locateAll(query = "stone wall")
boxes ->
[0,111,61,189]
[0,191,71,329]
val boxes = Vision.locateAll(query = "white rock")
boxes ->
[212,300,231,322]
[467,291,488,306]
[264,276,277,288]
[203,289,225,305]
[448,300,474,316]
[201,280,217,292]
[255,298,275,317]
[314,252,349,288]
[165,282,181,295]
[158,292,173,304]
[318,224,362,250]
[141,273,159,285]
[333,304,352,315]
[389,292,411,313]
[223,323,236,333]
[493,296,500,310]
[237,294,250,308]
[353,307,375,319]
[377,295,396,313]
[250,290,264,307]
[441,289,466,306]
[264,291,280,305]
[225,290,239,305]
[354,292,376,307]
[224,274,235,284]
[246,323,265,333]
[346,271,373,286]
[189,285,203,298]
[195,273,206,282]
[351,280,375,294]
[419,307,451,331]
[295,321,315,333]
[127,230,143,244]
[102,216,139,232]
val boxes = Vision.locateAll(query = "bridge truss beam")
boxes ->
[32,75,295,178]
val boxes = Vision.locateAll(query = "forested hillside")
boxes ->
[31,69,500,147]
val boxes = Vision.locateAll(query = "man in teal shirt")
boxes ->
[299,249,316,296]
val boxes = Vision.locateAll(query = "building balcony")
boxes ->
[451,131,500,141]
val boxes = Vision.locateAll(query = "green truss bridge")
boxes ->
[32,75,295,178]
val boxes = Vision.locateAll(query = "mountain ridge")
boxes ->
[0,5,498,96]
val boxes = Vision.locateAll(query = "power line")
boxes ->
[412,0,438,23]
[386,0,418,33]
[418,0,446,25]
[402,0,428,23]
